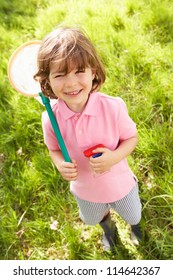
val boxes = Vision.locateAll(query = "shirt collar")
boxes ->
[57,92,100,120]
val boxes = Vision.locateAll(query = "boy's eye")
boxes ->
[54,74,65,78]
[76,69,85,73]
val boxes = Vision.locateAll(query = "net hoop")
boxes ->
[8,41,42,97]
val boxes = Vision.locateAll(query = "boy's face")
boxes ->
[48,64,95,113]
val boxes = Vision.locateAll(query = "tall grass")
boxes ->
[0,0,173,260]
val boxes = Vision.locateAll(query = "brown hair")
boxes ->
[34,27,106,99]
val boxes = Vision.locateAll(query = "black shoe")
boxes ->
[131,223,143,245]
[99,212,118,251]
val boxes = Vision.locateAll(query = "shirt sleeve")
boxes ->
[116,97,137,140]
[42,111,60,151]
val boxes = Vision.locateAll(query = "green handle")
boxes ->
[39,92,71,162]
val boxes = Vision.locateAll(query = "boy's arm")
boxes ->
[110,133,138,163]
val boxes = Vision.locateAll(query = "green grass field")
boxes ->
[0,0,173,260]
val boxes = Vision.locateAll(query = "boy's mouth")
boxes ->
[64,89,82,96]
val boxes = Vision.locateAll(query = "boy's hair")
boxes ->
[34,27,106,99]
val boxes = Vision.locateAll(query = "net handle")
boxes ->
[39,93,71,162]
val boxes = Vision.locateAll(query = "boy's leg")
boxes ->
[110,184,142,244]
[74,195,109,225]
[73,195,117,250]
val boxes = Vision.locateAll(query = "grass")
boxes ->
[0,0,173,260]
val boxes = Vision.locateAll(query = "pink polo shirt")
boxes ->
[42,92,137,203]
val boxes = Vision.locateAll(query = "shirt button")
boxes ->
[74,116,78,120]
[79,130,83,134]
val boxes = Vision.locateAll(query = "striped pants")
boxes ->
[74,184,142,226]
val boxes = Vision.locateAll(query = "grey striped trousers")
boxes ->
[74,184,142,226]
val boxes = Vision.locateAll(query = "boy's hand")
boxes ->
[89,147,115,174]
[59,159,78,181]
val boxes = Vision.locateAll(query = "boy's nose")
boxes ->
[66,73,78,87]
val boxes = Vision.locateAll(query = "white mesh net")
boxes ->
[8,41,41,96]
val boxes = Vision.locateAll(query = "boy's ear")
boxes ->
[92,69,96,80]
